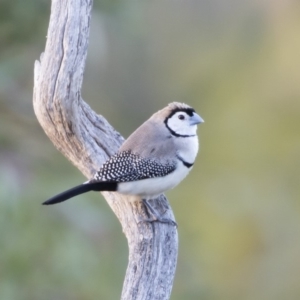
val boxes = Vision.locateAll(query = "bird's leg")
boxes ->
[138,199,177,227]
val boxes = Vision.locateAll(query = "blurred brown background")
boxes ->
[1,0,300,299]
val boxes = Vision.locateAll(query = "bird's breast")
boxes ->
[176,135,199,164]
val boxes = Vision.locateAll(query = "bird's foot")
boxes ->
[138,199,177,227]
[138,216,177,227]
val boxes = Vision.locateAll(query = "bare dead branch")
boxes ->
[33,1,178,299]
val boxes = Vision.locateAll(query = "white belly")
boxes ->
[117,161,191,198]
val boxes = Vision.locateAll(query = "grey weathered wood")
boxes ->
[33,0,178,299]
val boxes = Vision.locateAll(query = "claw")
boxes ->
[139,199,177,227]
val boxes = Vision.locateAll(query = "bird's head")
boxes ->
[156,102,204,137]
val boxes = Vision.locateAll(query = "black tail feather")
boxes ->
[42,181,118,205]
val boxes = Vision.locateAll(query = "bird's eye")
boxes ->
[178,114,185,120]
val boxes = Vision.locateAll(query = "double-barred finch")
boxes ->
[43,103,204,216]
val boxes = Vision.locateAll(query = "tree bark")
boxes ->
[33,1,178,299]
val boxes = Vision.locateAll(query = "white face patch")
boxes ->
[166,111,198,136]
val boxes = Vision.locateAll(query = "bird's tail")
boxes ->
[42,181,118,205]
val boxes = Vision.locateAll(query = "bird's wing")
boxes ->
[119,119,176,160]
[93,151,176,183]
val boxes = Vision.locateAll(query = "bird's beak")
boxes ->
[190,113,204,125]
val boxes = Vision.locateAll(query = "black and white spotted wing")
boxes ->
[92,151,176,183]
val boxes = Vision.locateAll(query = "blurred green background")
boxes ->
[1,0,300,299]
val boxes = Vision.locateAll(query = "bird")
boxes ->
[43,102,204,222]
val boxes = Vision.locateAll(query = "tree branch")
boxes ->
[33,1,178,299]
